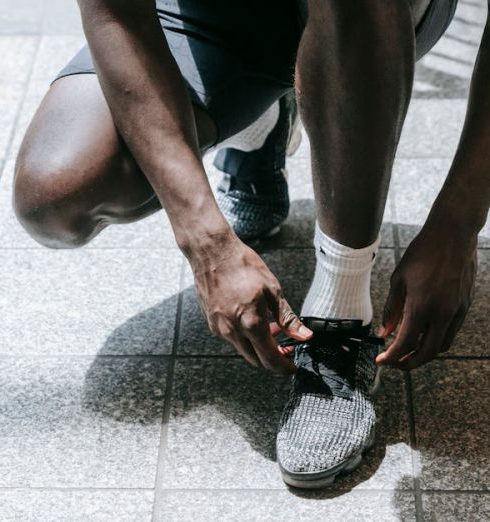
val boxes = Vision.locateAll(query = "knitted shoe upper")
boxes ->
[276,318,384,474]
[216,170,290,240]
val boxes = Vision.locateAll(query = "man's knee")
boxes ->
[13,154,98,249]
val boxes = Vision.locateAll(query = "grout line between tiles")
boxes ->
[0,487,154,492]
[151,257,186,522]
[0,485,487,494]
[404,371,424,522]
[389,195,424,521]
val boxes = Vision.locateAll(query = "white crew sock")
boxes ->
[215,101,280,152]
[301,223,380,325]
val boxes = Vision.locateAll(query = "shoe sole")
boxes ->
[279,428,376,490]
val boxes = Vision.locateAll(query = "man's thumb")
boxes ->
[277,298,313,340]
[380,284,404,337]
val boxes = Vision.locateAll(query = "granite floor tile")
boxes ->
[393,158,490,248]
[41,0,84,36]
[0,249,182,355]
[162,358,290,489]
[414,0,486,99]
[391,158,449,247]
[7,79,47,159]
[422,492,490,522]
[397,100,467,158]
[178,249,395,356]
[154,490,416,522]
[159,358,411,490]
[446,249,490,357]
[411,359,490,490]
[0,489,154,522]
[0,36,38,82]
[0,0,42,35]
[0,83,24,158]
[30,35,85,82]
[413,1,484,97]
[7,77,54,161]
[0,356,168,487]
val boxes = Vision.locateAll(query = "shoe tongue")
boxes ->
[294,342,359,400]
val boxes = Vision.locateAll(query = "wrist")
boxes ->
[426,183,485,244]
[175,212,238,266]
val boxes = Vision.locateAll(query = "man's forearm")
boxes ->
[77,0,230,254]
[428,16,490,238]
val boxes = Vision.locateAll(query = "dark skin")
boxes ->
[12,0,490,373]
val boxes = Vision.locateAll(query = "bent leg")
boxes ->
[14,74,217,248]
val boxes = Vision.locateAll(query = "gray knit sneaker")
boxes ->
[276,317,384,489]
[215,91,300,241]
[216,169,290,240]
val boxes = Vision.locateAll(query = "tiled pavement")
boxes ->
[0,1,489,521]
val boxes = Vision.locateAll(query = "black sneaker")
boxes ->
[214,90,300,241]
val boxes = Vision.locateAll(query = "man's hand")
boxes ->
[190,233,313,374]
[377,225,477,370]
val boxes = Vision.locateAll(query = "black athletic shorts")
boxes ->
[53,0,458,142]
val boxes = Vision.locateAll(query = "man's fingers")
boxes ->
[245,321,297,375]
[269,321,282,337]
[230,333,262,368]
[380,282,405,337]
[271,295,313,340]
[397,325,446,370]
[440,310,466,352]
[376,306,421,366]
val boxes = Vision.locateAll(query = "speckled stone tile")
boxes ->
[397,100,466,158]
[161,357,290,489]
[0,489,154,522]
[41,0,84,36]
[0,36,38,82]
[30,35,85,81]
[422,493,490,522]
[391,158,449,248]
[0,249,182,355]
[411,359,490,490]
[0,83,23,158]
[446,249,490,357]
[391,158,490,249]
[0,356,168,487]
[158,358,411,490]
[0,0,42,34]
[178,248,395,355]
[8,79,49,159]
[154,490,416,522]
[413,0,485,100]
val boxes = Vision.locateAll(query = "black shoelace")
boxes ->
[279,317,384,400]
